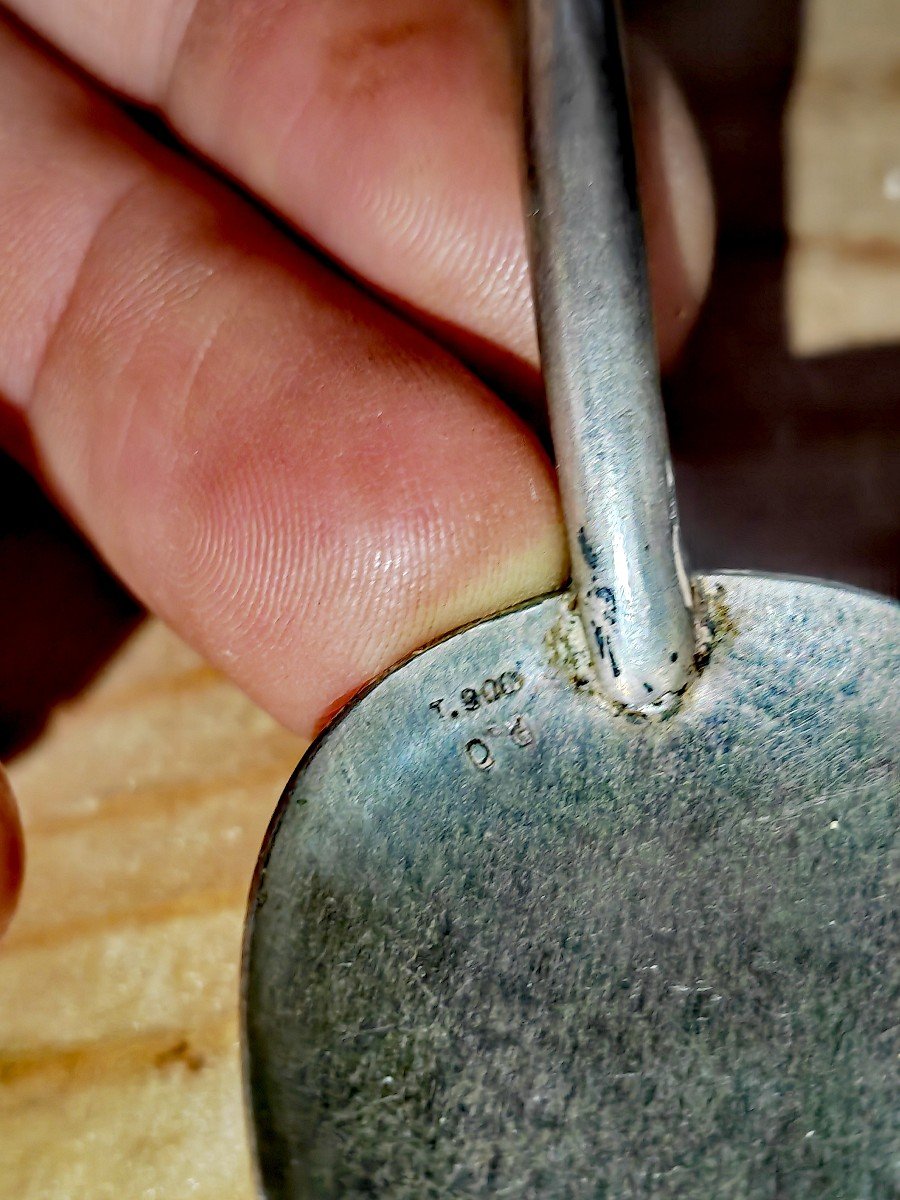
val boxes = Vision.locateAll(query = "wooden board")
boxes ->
[786,0,900,354]
[1,624,304,1198]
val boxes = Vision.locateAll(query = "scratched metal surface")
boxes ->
[244,573,899,1199]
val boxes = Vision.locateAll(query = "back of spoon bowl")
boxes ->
[242,572,899,1200]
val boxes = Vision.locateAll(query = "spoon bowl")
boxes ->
[244,573,897,1198]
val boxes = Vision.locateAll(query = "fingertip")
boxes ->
[0,765,23,939]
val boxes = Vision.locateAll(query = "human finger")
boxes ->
[0,20,566,737]
[4,0,714,379]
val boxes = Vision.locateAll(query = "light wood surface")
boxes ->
[786,0,900,353]
[1,623,305,1197]
[1,0,897,1195]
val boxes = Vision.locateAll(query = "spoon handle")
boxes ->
[524,0,695,707]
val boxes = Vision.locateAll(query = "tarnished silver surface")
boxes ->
[525,0,695,707]
[244,574,899,1198]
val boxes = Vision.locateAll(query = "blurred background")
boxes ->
[633,0,899,605]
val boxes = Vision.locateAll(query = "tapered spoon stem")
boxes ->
[524,0,695,707]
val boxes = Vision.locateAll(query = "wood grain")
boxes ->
[786,0,900,353]
[1,623,305,1198]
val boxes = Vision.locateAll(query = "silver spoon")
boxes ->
[243,2,899,1195]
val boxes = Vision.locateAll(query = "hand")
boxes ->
[0,0,714,932]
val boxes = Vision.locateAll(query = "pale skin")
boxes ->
[0,0,715,934]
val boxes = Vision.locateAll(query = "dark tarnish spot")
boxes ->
[594,625,621,678]
[608,644,621,678]
[577,527,601,572]
[595,586,617,622]
[692,583,739,675]
[704,585,739,645]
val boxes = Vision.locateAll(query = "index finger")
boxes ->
[5,0,713,378]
